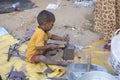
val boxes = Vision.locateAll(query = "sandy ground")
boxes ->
[0,0,103,47]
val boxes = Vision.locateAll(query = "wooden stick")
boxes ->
[86,53,91,72]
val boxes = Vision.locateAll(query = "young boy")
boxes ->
[26,10,71,66]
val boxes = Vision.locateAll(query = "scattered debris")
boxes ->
[12,2,21,11]
[7,37,30,62]
[73,0,96,8]
[6,66,28,80]
[24,26,35,39]
[46,0,61,10]
[63,25,70,29]
[7,43,20,62]
[63,25,84,34]
[0,26,8,36]
[0,0,37,14]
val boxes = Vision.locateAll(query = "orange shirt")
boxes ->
[26,27,51,61]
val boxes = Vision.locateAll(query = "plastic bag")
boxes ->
[109,29,120,74]
[72,0,96,8]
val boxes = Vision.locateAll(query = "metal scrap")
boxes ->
[7,43,20,62]
[62,35,75,60]
[6,66,28,80]
[7,37,30,62]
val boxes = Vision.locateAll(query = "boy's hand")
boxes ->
[62,34,70,42]
[58,60,73,66]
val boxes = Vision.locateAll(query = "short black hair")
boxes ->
[37,10,55,25]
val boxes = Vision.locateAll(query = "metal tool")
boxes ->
[62,34,75,60]
[7,43,20,62]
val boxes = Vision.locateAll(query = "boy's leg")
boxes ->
[34,55,60,65]
[33,55,73,66]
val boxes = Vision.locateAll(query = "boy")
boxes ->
[26,10,71,66]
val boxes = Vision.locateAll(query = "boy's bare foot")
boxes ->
[58,60,73,66]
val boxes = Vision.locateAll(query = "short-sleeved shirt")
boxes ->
[26,27,51,61]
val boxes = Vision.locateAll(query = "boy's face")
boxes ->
[44,21,54,31]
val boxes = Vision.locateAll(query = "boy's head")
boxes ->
[37,10,55,31]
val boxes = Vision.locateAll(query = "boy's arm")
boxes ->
[35,44,58,50]
[35,42,65,51]
[50,34,69,41]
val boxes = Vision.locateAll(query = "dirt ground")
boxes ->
[0,0,103,47]
[0,0,116,77]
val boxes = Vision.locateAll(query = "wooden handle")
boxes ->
[86,53,91,72]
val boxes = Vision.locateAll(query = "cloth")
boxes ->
[94,0,120,41]
[0,55,65,80]
[26,27,52,62]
